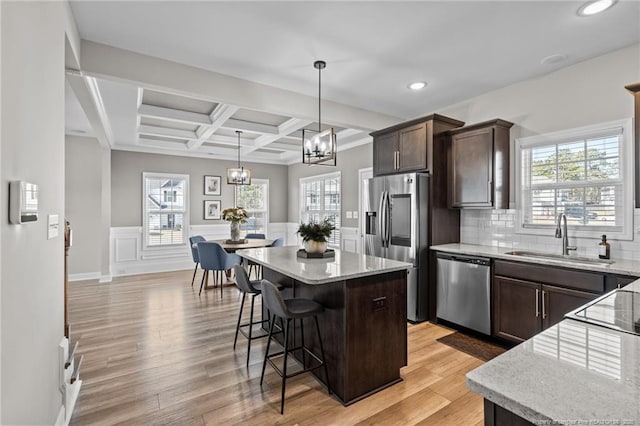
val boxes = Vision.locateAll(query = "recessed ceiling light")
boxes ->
[540,54,568,65]
[407,81,427,91]
[577,0,616,16]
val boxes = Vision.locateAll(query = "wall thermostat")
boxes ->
[10,181,38,224]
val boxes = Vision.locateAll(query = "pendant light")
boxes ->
[302,60,337,166]
[226,130,251,185]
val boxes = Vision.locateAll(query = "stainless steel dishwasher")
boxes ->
[436,253,491,335]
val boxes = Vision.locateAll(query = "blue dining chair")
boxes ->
[270,237,284,247]
[188,235,206,287]
[245,233,266,279]
[196,241,242,296]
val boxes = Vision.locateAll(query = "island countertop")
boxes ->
[236,246,411,285]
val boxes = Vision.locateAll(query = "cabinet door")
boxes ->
[373,132,399,176]
[542,285,598,330]
[450,127,494,208]
[493,276,541,343]
[398,123,427,172]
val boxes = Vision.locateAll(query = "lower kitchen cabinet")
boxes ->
[541,284,595,329]
[493,276,540,343]
[493,260,607,344]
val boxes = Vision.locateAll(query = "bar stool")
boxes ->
[259,280,331,414]
[232,265,281,367]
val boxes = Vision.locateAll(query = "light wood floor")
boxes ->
[69,270,486,425]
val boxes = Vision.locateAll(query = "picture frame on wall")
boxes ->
[204,175,221,196]
[204,200,221,220]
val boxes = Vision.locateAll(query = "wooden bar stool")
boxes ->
[259,280,331,414]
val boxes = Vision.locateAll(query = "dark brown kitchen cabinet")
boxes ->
[371,114,464,177]
[493,260,607,344]
[493,276,597,343]
[448,119,513,209]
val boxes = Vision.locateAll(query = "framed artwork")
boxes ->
[204,200,221,220]
[204,175,221,196]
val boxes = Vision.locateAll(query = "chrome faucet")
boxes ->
[555,213,577,256]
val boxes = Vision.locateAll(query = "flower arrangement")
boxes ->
[297,217,335,242]
[221,207,248,224]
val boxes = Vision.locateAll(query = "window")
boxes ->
[516,119,632,238]
[300,172,341,247]
[236,179,269,236]
[143,173,189,247]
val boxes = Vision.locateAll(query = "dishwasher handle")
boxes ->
[436,253,491,267]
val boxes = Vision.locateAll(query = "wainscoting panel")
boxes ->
[108,223,300,278]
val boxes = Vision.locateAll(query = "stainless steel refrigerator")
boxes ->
[364,173,429,322]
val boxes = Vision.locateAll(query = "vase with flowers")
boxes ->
[297,217,335,253]
[222,207,248,242]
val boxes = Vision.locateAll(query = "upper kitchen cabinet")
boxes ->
[371,114,464,177]
[447,119,513,209]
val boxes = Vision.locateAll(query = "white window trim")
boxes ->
[235,178,269,235]
[514,118,633,240]
[142,172,190,251]
[299,171,342,247]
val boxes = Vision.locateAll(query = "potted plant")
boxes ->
[222,207,248,242]
[297,217,335,253]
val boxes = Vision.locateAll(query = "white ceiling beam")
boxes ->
[221,118,279,135]
[186,104,239,150]
[242,118,313,155]
[138,124,196,140]
[138,104,211,126]
[66,72,114,149]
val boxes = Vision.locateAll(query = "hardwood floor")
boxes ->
[69,270,487,425]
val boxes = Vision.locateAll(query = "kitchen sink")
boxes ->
[504,250,615,265]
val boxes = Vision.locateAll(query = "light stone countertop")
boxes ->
[431,243,640,276]
[236,246,411,285]
[466,318,640,424]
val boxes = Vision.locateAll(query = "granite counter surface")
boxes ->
[236,246,411,285]
[431,243,640,277]
[467,318,640,424]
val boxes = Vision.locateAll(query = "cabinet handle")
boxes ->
[535,289,540,318]
[393,152,397,170]
[542,290,547,319]
[396,151,400,170]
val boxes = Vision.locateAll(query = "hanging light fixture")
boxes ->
[226,130,251,185]
[302,60,337,166]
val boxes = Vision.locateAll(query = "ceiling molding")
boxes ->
[138,104,211,126]
[186,104,239,150]
[242,118,313,155]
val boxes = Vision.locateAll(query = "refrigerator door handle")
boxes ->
[383,191,391,248]
[378,191,386,247]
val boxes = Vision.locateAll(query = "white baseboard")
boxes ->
[55,406,65,426]
[69,272,100,282]
[99,274,112,283]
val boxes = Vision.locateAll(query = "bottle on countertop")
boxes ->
[598,235,610,260]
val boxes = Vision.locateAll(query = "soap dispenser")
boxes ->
[598,235,610,259]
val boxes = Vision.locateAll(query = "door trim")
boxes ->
[358,167,373,254]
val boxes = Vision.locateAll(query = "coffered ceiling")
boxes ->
[65,1,640,165]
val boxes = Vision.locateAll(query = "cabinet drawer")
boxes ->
[494,260,604,293]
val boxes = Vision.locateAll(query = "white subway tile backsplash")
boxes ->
[459,208,640,261]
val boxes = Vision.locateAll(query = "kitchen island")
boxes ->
[237,246,411,405]
[466,278,640,425]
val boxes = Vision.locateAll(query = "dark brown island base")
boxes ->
[237,246,411,405]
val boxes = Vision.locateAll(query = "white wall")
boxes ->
[65,136,103,279]
[435,43,640,260]
[1,2,68,423]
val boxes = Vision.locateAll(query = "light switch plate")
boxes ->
[346,211,353,219]
[353,211,358,219]
[48,214,59,239]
